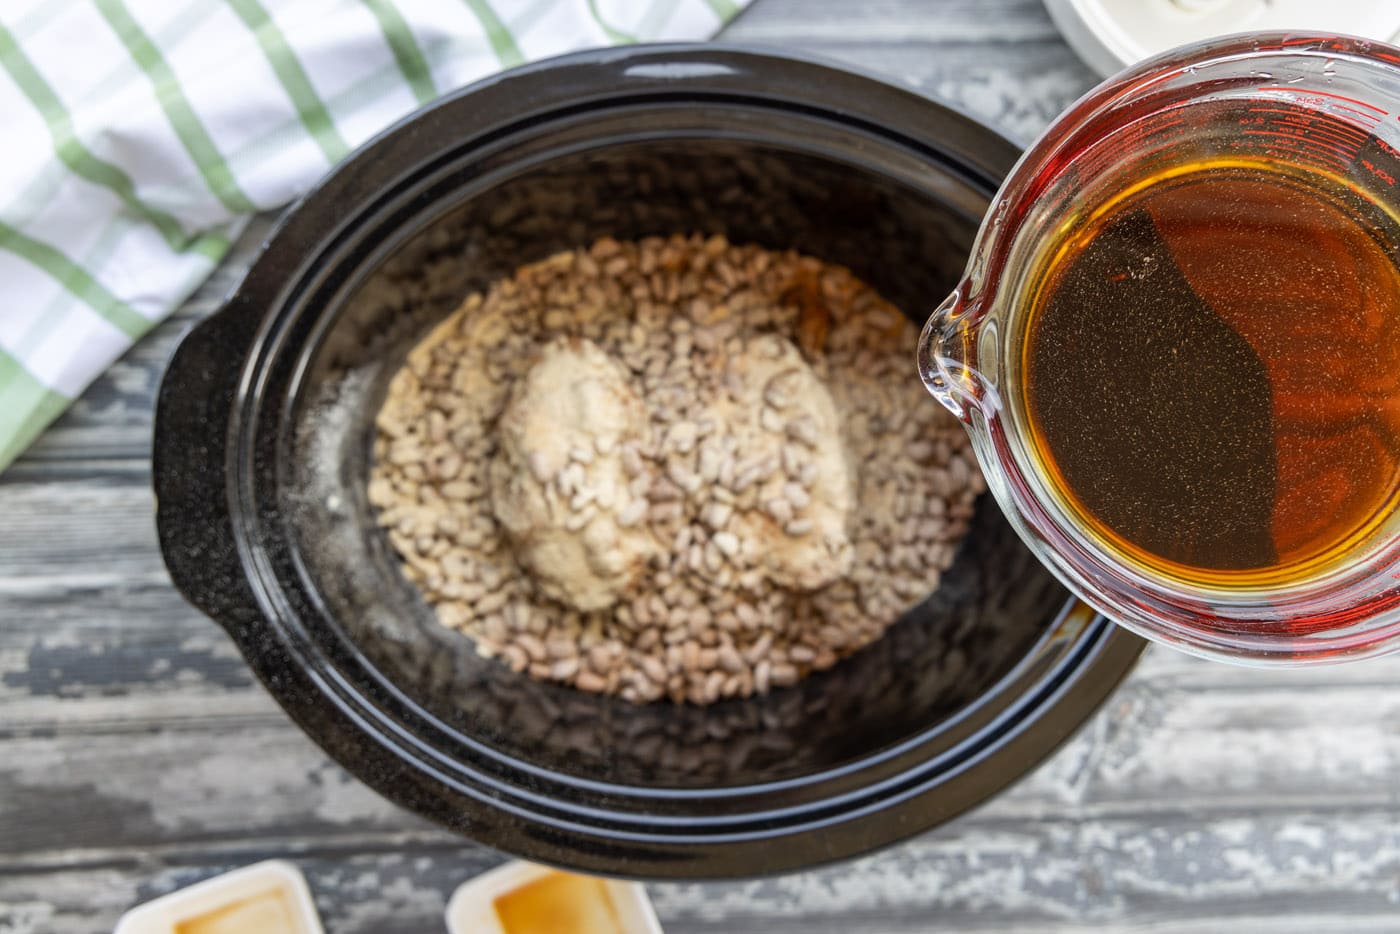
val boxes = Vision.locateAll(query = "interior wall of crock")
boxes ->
[285,139,1064,788]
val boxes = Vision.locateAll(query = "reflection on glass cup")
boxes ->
[919,34,1400,664]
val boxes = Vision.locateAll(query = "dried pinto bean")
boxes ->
[370,234,984,705]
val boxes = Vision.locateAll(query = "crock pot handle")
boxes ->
[152,294,262,634]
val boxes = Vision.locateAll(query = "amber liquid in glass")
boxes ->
[1022,154,1400,585]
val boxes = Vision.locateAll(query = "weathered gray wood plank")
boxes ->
[726,0,1098,142]
[3,812,1400,933]
[3,648,1399,861]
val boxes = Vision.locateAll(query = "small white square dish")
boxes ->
[445,860,663,934]
[113,859,324,934]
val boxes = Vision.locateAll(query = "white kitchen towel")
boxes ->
[0,0,749,470]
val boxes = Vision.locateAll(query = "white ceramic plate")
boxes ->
[1044,0,1400,76]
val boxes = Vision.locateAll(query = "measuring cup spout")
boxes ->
[918,286,992,422]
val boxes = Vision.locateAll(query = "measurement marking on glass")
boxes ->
[1240,130,1350,168]
[1247,106,1368,144]
[1258,85,1389,115]
[1265,117,1365,156]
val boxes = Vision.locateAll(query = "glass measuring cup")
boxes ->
[919,33,1400,665]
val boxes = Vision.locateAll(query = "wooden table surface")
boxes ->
[4,1,1400,931]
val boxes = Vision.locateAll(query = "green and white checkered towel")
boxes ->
[0,0,747,471]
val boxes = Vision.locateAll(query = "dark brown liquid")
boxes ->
[1023,157,1400,582]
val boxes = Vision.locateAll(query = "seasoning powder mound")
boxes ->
[368,234,983,705]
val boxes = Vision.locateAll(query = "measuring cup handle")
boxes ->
[917,285,995,422]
